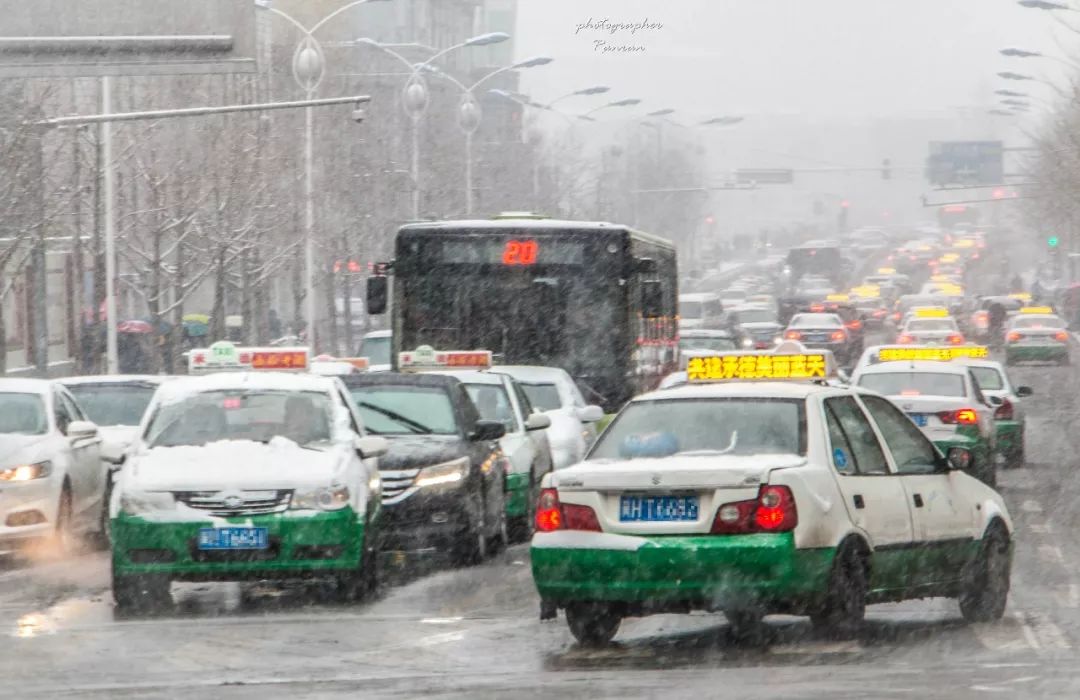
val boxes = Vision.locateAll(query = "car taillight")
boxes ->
[897,334,914,344]
[785,330,803,340]
[938,408,978,425]
[947,334,964,345]
[534,488,601,533]
[830,330,847,342]
[810,304,825,312]
[710,485,798,534]
[1006,331,1022,343]
[892,312,901,321]
[845,320,863,331]
[872,309,886,318]
[994,399,1014,421]
[1056,331,1070,342]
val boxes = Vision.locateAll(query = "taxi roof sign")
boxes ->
[399,345,493,372]
[1019,306,1055,315]
[686,344,835,382]
[913,307,950,318]
[873,345,989,364]
[850,285,880,298]
[826,293,850,302]
[188,340,310,373]
[1009,292,1032,301]
[877,267,896,274]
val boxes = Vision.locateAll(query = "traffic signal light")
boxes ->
[1048,236,1060,248]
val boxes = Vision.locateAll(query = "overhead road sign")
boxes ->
[735,169,795,185]
[926,141,1004,187]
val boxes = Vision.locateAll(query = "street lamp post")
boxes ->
[354,33,510,219]
[260,0,390,351]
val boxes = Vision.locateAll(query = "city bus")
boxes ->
[366,215,678,411]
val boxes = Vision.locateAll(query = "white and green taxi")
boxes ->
[530,345,1013,645]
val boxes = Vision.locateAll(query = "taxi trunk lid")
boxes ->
[553,454,805,492]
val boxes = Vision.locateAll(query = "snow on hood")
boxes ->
[0,434,51,467]
[554,453,805,491]
[128,437,347,491]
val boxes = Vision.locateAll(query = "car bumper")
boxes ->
[531,531,833,610]
[505,472,529,518]
[994,420,1023,456]
[0,477,61,546]
[379,488,479,552]
[1005,344,1068,362]
[111,509,366,580]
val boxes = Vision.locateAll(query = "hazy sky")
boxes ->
[514,0,1077,120]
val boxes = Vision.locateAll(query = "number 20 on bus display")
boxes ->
[502,239,539,266]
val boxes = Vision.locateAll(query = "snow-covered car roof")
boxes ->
[679,292,720,302]
[634,381,842,403]
[492,365,571,384]
[362,330,392,339]
[1007,314,1061,326]
[60,375,170,386]
[431,369,508,386]
[154,372,341,403]
[0,377,53,395]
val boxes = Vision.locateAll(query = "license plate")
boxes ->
[197,527,269,550]
[619,495,699,522]
[908,413,928,427]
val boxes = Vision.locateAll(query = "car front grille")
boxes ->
[173,490,292,517]
[380,469,420,505]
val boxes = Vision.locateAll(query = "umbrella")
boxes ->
[182,315,209,337]
[117,320,153,334]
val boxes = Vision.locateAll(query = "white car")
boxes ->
[60,375,168,466]
[435,369,553,538]
[356,330,392,372]
[492,366,604,470]
[531,350,1013,645]
[0,378,107,553]
[897,316,964,346]
[851,359,997,487]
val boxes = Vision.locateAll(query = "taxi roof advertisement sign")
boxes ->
[687,352,831,382]
[189,341,309,373]
[875,346,988,363]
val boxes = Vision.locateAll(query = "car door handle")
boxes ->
[913,494,924,508]
[852,494,865,510]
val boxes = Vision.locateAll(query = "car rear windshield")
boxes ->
[520,382,562,412]
[906,319,957,332]
[858,372,966,398]
[589,398,806,460]
[970,367,1004,391]
[146,390,333,447]
[0,393,47,435]
[66,384,157,426]
[680,337,737,352]
[1013,316,1064,329]
[349,385,458,435]
[790,314,841,328]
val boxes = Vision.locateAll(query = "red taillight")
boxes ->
[1006,331,1022,343]
[947,333,964,345]
[534,488,600,533]
[830,330,847,342]
[872,309,887,318]
[785,330,803,340]
[845,319,863,331]
[994,399,1014,421]
[939,408,978,425]
[535,489,562,532]
[897,334,914,344]
[810,303,825,312]
[1056,331,1070,342]
[710,485,798,534]
[892,312,901,321]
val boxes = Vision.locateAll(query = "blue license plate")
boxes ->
[619,495,699,522]
[908,413,928,427]
[197,527,269,550]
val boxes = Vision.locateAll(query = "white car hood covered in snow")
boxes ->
[128,438,347,492]
[553,453,806,492]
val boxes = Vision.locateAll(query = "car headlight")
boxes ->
[119,489,176,515]
[414,457,470,489]
[741,337,754,348]
[292,485,351,511]
[0,461,52,482]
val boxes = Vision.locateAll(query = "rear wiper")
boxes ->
[354,401,434,434]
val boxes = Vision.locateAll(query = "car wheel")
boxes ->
[48,484,76,557]
[112,569,171,616]
[959,525,1010,623]
[810,542,867,638]
[566,602,622,646]
[725,608,768,643]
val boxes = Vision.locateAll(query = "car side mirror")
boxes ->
[66,420,99,440]
[525,413,552,431]
[1016,386,1034,398]
[642,280,663,318]
[366,276,388,315]
[576,405,605,423]
[946,447,973,472]
[470,420,506,442]
[354,435,389,459]
[986,395,1004,407]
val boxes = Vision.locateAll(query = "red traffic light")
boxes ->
[705,216,715,225]
[840,200,851,209]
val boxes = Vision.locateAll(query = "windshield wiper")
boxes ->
[354,401,434,434]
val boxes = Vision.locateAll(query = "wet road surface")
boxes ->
[4,345,1080,698]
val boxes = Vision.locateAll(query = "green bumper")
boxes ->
[1006,343,1068,362]
[505,472,529,518]
[994,419,1023,457]
[112,508,367,579]
[531,531,833,608]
